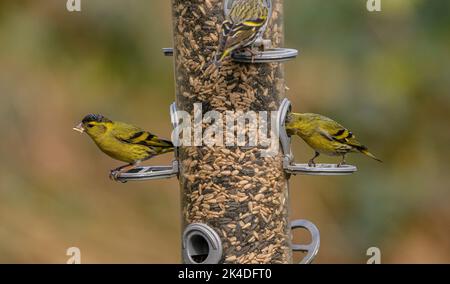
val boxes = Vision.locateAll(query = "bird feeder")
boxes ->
[116,0,357,264]
[171,0,309,264]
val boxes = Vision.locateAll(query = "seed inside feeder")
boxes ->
[172,0,291,264]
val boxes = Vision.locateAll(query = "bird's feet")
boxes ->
[308,160,317,167]
[244,47,259,63]
[308,152,320,167]
[109,163,136,183]
[337,161,347,168]
[337,155,347,168]
[109,169,127,183]
[109,170,119,182]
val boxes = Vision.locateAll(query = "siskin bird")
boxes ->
[73,114,174,181]
[215,0,271,64]
[285,113,382,167]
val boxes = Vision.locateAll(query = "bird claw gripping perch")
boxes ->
[114,103,180,183]
[110,170,126,183]
[278,98,358,175]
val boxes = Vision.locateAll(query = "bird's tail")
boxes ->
[161,139,175,151]
[360,148,382,163]
[157,140,175,155]
[214,20,233,67]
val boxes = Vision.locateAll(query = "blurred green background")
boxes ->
[0,0,449,263]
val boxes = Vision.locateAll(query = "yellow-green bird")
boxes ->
[286,113,382,167]
[73,114,174,181]
[215,0,270,64]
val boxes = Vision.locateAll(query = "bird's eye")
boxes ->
[87,124,94,128]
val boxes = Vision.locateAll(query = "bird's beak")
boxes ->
[73,123,85,134]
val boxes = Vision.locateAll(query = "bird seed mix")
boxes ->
[171,0,292,264]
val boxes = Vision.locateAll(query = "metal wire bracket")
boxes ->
[162,48,173,56]
[291,220,320,264]
[278,98,358,175]
[115,104,180,182]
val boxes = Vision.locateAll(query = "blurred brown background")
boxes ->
[0,0,449,263]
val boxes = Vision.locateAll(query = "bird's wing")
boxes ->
[223,24,261,50]
[112,123,173,149]
[317,117,380,161]
[318,120,365,149]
